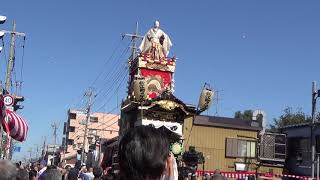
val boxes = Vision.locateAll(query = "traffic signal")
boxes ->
[13,95,24,111]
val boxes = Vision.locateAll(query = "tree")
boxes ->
[270,107,311,130]
[234,110,253,120]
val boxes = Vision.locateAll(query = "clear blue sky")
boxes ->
[1,0,320,160]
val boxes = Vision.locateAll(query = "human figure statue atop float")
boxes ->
[139,20,173,60]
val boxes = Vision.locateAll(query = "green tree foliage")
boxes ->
[270,107,311,130]
[234,110,253,120]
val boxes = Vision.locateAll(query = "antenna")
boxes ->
[123,22,143,61]
[214,89,223,116]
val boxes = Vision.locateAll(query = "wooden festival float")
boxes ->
[103,21,214,175]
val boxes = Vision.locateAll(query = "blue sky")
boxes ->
[1,0,320,160]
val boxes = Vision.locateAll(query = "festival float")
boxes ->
[103,21,214,177]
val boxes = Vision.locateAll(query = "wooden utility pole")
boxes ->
[81,89,94,164]
[123,22,143,60]
[5,21,16,92]
[2,21,26,159]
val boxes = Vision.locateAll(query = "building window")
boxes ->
[226,138,256,158]
[89,129,97,136]
[68,126,75,132]
[90,116,98,123]
[69,113,77,120]
[88,137,93,145]
[67,139,74,145]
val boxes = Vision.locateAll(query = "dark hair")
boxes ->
[67,168,79,180]
[29,169,37,179]
[119,126,169,180]
[93,166,103,178]
[16,169,29,180]
[0,160,17,180]
[42,167,62,180]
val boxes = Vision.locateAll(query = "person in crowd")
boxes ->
[42,166,62,180]
[92,166,103,180]
[118,125,172,180]
[79,164,90,180]
[38,160,47,178]
[0,160,18,180]
[29,169,38,180]
[210,174,227,180]
[16,168,29,180]
[62,165,71,180]
[84,167,94,180]
[67,168,79,180]
[57,162,68,180]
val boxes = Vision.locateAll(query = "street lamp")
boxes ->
[0,16,7,24]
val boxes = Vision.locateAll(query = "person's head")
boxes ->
[40,160,47,169]
[0,160,18,180]
[29,169,37,180]
[88,167,93,173]
[42,166,62,180]
[67,168,79,180]
[119,126,169,180]
[58,162,66,168]
[210,174,227,180]
[16,168,29,180]
[65,165,71,171]
[15,163,21,170]
[93,166,103,178]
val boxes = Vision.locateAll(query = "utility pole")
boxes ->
[311,81,319,179]
[5,21,16,92]
[123,22,143,61]
[81,89,94,164]
[41,136,47,160]
[51,122,58,145]
[51,122,58,165]
[2,21,26,159]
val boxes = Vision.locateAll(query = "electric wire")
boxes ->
[93,40,131,98]
[93,65,127,108]
[89,37,124,88]
[94,67,128,111]
[71,38,129,111]
[20,37,26,83]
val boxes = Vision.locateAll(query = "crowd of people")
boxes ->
[0,158,108,180]
[0,126,228,180]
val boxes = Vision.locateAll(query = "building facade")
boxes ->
[62,109,119,164]
[280,123,320,176]
[183,115,285,175]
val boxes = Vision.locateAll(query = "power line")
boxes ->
[19,37,26,82]
[93,41,131,98]
[90,37,124,88]
[94,68,128,112]
[71,39,130,111]
[93,66,128,109]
